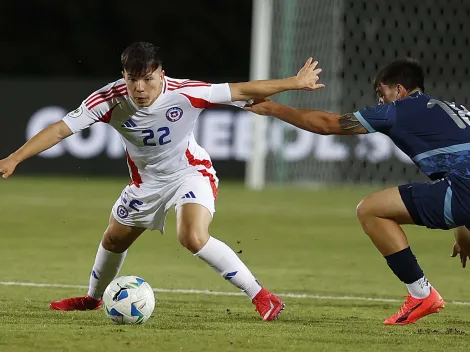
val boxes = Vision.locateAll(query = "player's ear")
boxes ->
[396,84,405,99]
[122,71,126,79]
[160,69,165,79]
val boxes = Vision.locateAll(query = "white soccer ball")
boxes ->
[102,275,155,325]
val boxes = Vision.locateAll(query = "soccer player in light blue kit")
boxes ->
[246,58,470,325]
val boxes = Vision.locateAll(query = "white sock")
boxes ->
[195,236,262,299]
[87,243,127,299]
[406,276,431,299]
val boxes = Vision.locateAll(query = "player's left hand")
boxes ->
[451,241,469,268]
[244,98,277,116]
[0,155,19,180]
[294,57,325,91]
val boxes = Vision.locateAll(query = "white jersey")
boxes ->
[62,77,235,188]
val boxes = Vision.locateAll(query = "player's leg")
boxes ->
[356,183,446,324]
[50,184,151,311]
[356,186,413,255]
[175,203,211,253]
[50,214,146,311]
[174,177,284,321]
[356,186,433,297]
[176,204,264,299]
[87,214,145,299]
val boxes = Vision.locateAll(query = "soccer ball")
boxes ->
[102,275,155,325]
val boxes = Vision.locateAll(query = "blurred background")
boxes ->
[1,0,469,187]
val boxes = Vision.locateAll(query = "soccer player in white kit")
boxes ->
[0,42,324,320]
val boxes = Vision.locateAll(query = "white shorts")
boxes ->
[111,173,218,233]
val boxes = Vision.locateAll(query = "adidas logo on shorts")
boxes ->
[182,191,196,199]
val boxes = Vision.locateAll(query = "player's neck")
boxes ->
[407,88,421,96]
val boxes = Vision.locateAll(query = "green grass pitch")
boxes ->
[0,177,469,351]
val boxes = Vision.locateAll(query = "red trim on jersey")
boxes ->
[165,79,180,87]
[198,169,218,199]
[86,88,128,110]
[165,82,179,88]
[85,83,126,105]
[86,92,127,108]
[180,93,220,109]
[87,93,127,110]
[167,79,207,85]
[166,79,211,91]
[168,83,211,89]
[170,84,212,91]
[183,80,210,85]
[185,148,217,199]
[167,81,211,87]
[98,103,119,123]
[181,80,211,85]
[126,151,142,188]
[86,85,127,103]
[185,148,212,168]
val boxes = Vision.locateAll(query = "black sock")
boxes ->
[384,247,424,284]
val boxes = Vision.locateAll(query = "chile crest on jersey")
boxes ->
[166,107,183,122]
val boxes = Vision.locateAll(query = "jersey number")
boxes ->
[142,128,171,146]
[428,99,470,129]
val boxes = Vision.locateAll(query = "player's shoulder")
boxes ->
[396,91,430,106]
[164,76,212,93]
[83,78,129,112]
[163,76,217,109]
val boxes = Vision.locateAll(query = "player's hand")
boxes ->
[294,57,325,91]
[451,241,469,268]
[244,98,277,116]
[0,155,19,179]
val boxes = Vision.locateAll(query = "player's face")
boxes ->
[375,83,407,104]
[123,68,164,107]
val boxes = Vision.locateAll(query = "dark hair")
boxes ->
[121,42,162,77]
[373,58,425,93]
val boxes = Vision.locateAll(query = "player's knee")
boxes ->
[356,196,374,224]
[177,224,209,253]
[102,229,127,253]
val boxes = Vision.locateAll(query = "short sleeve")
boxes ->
[62,80,127,133]
[208,83,246,108]
[207,83,232,103]
[166,77,246,108]
[62,104,101,133]
[353,103,396,133]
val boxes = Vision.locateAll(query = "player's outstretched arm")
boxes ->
[244,98,368,135]
[229,58,325,101]
[0,120,72,179]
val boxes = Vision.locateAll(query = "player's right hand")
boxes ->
[295,57,325,91]
[0,156,18,179]
[451,241,469,268]
[244,97,274,115]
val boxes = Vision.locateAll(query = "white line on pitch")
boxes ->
[1,281,469,306]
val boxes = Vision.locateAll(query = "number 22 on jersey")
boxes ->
[142,127,171,146]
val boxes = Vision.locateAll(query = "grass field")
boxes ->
[1,177,469,351]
